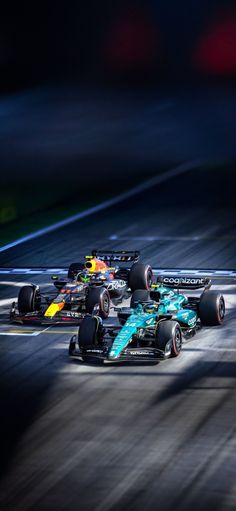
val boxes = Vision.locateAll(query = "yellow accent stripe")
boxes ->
[44,302,64,317]
[1,329,76,335]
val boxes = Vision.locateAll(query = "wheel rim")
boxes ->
[146,268,153,289]
[174,328,182,352]
[218,297,225,321]
[102,294,110,314]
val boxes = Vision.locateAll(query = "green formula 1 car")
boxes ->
[69,275,225,362]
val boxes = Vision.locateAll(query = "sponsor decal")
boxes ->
[129,350,155,356]
[101,255,133,262]
[107,280,126,290]
[163,277,206,285]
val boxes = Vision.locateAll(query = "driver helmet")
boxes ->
[85,257,108,273]
[143,302,158,313]
[78,272,90,283]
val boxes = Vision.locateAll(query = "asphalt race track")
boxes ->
[0,165,236,511]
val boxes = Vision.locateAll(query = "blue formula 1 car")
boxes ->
[69,275,225,362]
[10,250,152,325]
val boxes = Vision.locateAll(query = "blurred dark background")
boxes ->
[1,0,236,90]
[0,0,235,241]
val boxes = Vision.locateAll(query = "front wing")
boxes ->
[69,336,166,362]
[10,306,83,326]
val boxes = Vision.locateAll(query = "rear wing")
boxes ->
[91,249,140,263]
[153,269,236,279]
[153,268,236,286]
[154,268,236,289]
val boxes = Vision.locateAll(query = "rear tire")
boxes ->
[86,287,110,319]
[68,262,84,279]
[18,285,39,313]
[130,289,150,308]
[129,263,153,291]
[155,320,182,357]
[199,291,225,326]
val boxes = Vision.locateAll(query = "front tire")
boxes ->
[86,287,110,319]
[79,316,101,349]
[155,320,182,358]
[199,291,225,326]
[129,263,153,291]
[18,285,40,313]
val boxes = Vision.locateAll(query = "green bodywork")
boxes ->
[108,285,197,360]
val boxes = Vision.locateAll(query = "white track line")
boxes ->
[109,235,203,241]
[0,159,206,253]
[109,235,236,241]
[0,281,31,287]
[0,268,236,277]
[0,298,17,307]
[0,326,51,337]
[0,331,40,336]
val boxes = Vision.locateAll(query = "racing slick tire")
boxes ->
[18,285,40,313]
[86,287,110,319]
[199,291,225,326]
[129,263,153,291]
[155,320,182,358]
[130,289,150,308]
[68,262,84,279]
[68,336,76,356]
[79,316,101,348]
